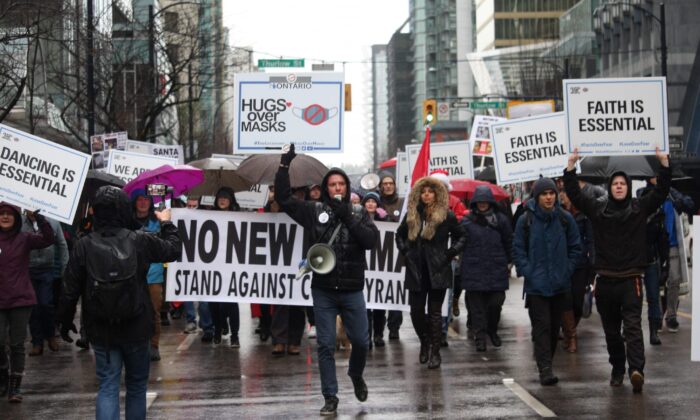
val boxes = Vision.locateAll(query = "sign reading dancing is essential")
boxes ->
[233,72,344,154]
[165,209,409,311]
[491,112,568,185]
[107,150,178,183]
[563,77,669,155]
[0,124,90,224]
[405,140,474,180]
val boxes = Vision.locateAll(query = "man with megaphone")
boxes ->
[274,144,379,416]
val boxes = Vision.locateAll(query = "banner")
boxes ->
[563,77,669,155]
[90,131,127,171]
[235,184,269,209]
[107,150,178,183]
[126,140,185,164]
[0,124,90,224]
[233,72,344,154]
[395,152,409,197]
[490,112,569,185]
[165,210,410,311]
[469,115,506,157]
[405,140,474,180]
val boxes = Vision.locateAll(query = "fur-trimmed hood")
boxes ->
[406,176,450,241]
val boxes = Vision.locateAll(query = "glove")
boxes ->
[59,322,78,343]
[328,198,351,221]
[376,207,387,219]
[280,143,296,167]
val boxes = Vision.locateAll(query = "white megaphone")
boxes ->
[359,173,380,191]
[297,243,337,277]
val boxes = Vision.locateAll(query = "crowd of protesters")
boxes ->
[0,146,696,417]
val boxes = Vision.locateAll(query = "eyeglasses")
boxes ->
[381,182,395,186]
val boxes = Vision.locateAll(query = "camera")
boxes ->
[146,184,168,197]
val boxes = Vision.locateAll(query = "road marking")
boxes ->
[503,378,556,418]
[481,357,489,361]
[678,310,692,320]
[177,334,198,352]
[146,392,157,410]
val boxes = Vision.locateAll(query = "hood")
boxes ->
[607,171,632,202]
[406,176,449,241]
[130,188,155,214]
[407,176,449,212]
[470,185,496,211]
[93,186,134,229]
[215,187,240,211]
[0,202,22,235]
[321,167,352,203]
[604,170,633,216]
[378,172,399,201]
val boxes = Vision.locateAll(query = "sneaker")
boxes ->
[308,326,317,339]
[610,373,624,387]
[28,345,43,356]
[47,337,60,352]
[539,367,559,386]
[350,376,368,402]
[150,347,161,362]
[230,337,240,348]
[320,396,339,416]
[272,344,285,355]
[184,322,197,334]
[201,331,214,343]
[75,337,90,350]
[388,330,400,340]
[373,337,385,348]
[667,318,679,333]
[630,370,644,394]
[287,345,300,355]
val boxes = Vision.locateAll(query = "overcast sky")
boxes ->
[222,0,409,171]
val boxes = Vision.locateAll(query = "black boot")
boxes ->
[411,311,429,364]
[0,369,7,397]
[539,367,559,386]
[8,374,22,402]
[649,320,662,345]
[419,337,430,364]
[428,311,442,369]
[320,395,339,416]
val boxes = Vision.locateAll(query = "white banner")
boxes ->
[107,150,178,183]
[406,140,474,180]
[233,72,344,154]
[563,77,669,155]
[126,140,185,164]
[395,152,409,197]
[491,112,569,185]
[692,217,699,361]
[0,124,90,224]
[165,209,410,311]
[469,115,506,157]
[235,184,269,209]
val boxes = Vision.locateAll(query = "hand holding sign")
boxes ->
[567,148,580,171]
[155,208,172,222]
[656,146,669,168]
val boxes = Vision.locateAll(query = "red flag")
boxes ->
[411,126,431,187]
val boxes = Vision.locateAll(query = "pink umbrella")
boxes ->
[123,164,204,198]
[379,157,397,169]
[450,179,510,202]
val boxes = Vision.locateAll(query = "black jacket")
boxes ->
[275,167,379,291]
[563,164,671,277]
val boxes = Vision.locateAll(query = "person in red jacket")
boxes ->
[0,203,54,402]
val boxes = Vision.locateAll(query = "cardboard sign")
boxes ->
[563,77,669,155]
[469,115,506,157]
[491,112,569,185]
[0,124,90,224]
[107,150,178,183]
[233,72,344,154]
[235,184,269,209]
[126,140,184,164]
[405,140,474,180]
[165,210,410,311]
[395,152,409,197]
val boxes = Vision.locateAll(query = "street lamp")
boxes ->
[594,1,667,77]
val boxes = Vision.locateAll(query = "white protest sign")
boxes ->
[126,140,184,164]
[235,184,269,209]
[692,217,699,361]
[563,77,669,155]
[490,112,568,185]
[107,150,178,183]
[90,131,127,171]
[406,140,474,180]
[0,124,90,224]
[233,72,344,154]
[395,152,409,197]
[166,209,409,311]
[469,115,506,157]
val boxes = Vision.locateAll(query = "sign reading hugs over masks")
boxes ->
[232,72,344,154]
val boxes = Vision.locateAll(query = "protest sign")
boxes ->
[126,139,184,164]
[692,217,699,361]
[233,72,344,154]
[406,140,473,180]
[235,184,269,209]
[469,115,506,157]
[507,100,555,119]
[395,152,409,197]
[0,124,90,224]
[491,112,569,185]
[107,150,178,183]
[165,209,410,311]
[563,77,669,155]
[90,131,127,171]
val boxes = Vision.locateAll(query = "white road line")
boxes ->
[481,357,489,361]
[502,378,556,418]
[176,333,198,352]
[146,392,158,410]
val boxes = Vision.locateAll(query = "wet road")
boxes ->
[6,276,700,419]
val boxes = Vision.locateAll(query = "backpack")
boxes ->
[521,208,569,256]
[84,229,145,324]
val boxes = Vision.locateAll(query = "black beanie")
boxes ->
[532,178,557,199]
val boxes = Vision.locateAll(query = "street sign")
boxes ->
[257,59,305,68]
[471,101,507,109]
[312,63,335,71]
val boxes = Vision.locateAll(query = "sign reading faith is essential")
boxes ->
[396,152,409,197]
[126,140,184,164]
[405,140,474,180]
[563,77,669,155]
[165,209,409,311]
[491,112,569,185]
[233,72,344,154]
[107,150,178,183]
[0,124,90,224]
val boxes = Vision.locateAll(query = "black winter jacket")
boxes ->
[275,167,379,291]
[460,211,512,292]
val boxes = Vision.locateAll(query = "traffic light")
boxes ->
[423,99,437,126]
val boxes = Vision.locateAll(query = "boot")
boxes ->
[539,367,559,386]
[649,320,662,345]
[47,336,60,352]
[428,311,442,369]
[419,336,430,364]
[411,311,429,364]
[8,374,22,402]
[0,369,7,397]
[561,311,577,353]
[28,344,43,356]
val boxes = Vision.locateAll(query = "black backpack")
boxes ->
[521,208,569,256]
[84,229,145,324]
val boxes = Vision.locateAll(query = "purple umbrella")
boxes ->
[123,164,204,198]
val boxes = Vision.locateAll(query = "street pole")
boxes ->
[188,63,194,160]
[148,5,157,142]
[86,0,95,137]
[660,2,667,77]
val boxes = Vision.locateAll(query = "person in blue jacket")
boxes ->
[513,178,581,386]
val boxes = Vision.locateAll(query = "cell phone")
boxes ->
[146,184,168,197]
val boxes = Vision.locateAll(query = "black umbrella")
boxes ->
[578,156,656,183]
[237,153,328,188]
[83,170,125,198]
[474,165,496,183]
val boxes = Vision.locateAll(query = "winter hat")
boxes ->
[429,169,452,192]
[362,191,381,206]
[350,192,361,202]
[0,202,20,214]
[532,177,557,199]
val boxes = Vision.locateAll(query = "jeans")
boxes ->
[0,306,33,375]
[312,288,368,398]
[29,270,56,346]
[184,302,214,333]
[527,293,566,371]
[93,341,150,420]
[643,262,662,322]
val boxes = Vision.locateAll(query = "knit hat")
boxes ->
[362,191,381,205]
[532,177,557,199]
[429,169,452,192]
[350,192,361,202]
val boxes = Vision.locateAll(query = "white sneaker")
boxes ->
[308,326,317,339]
[184,322,197,334]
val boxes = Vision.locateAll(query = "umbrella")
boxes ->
[450,179,510,202]
[236,153,329,188]
[123,164,204,198]
[83,170,125,198]
[188,157,241,171]
[186,158,253,196]
[378,157,397,169]
[578,156,658,183]
[474,166,496,183]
